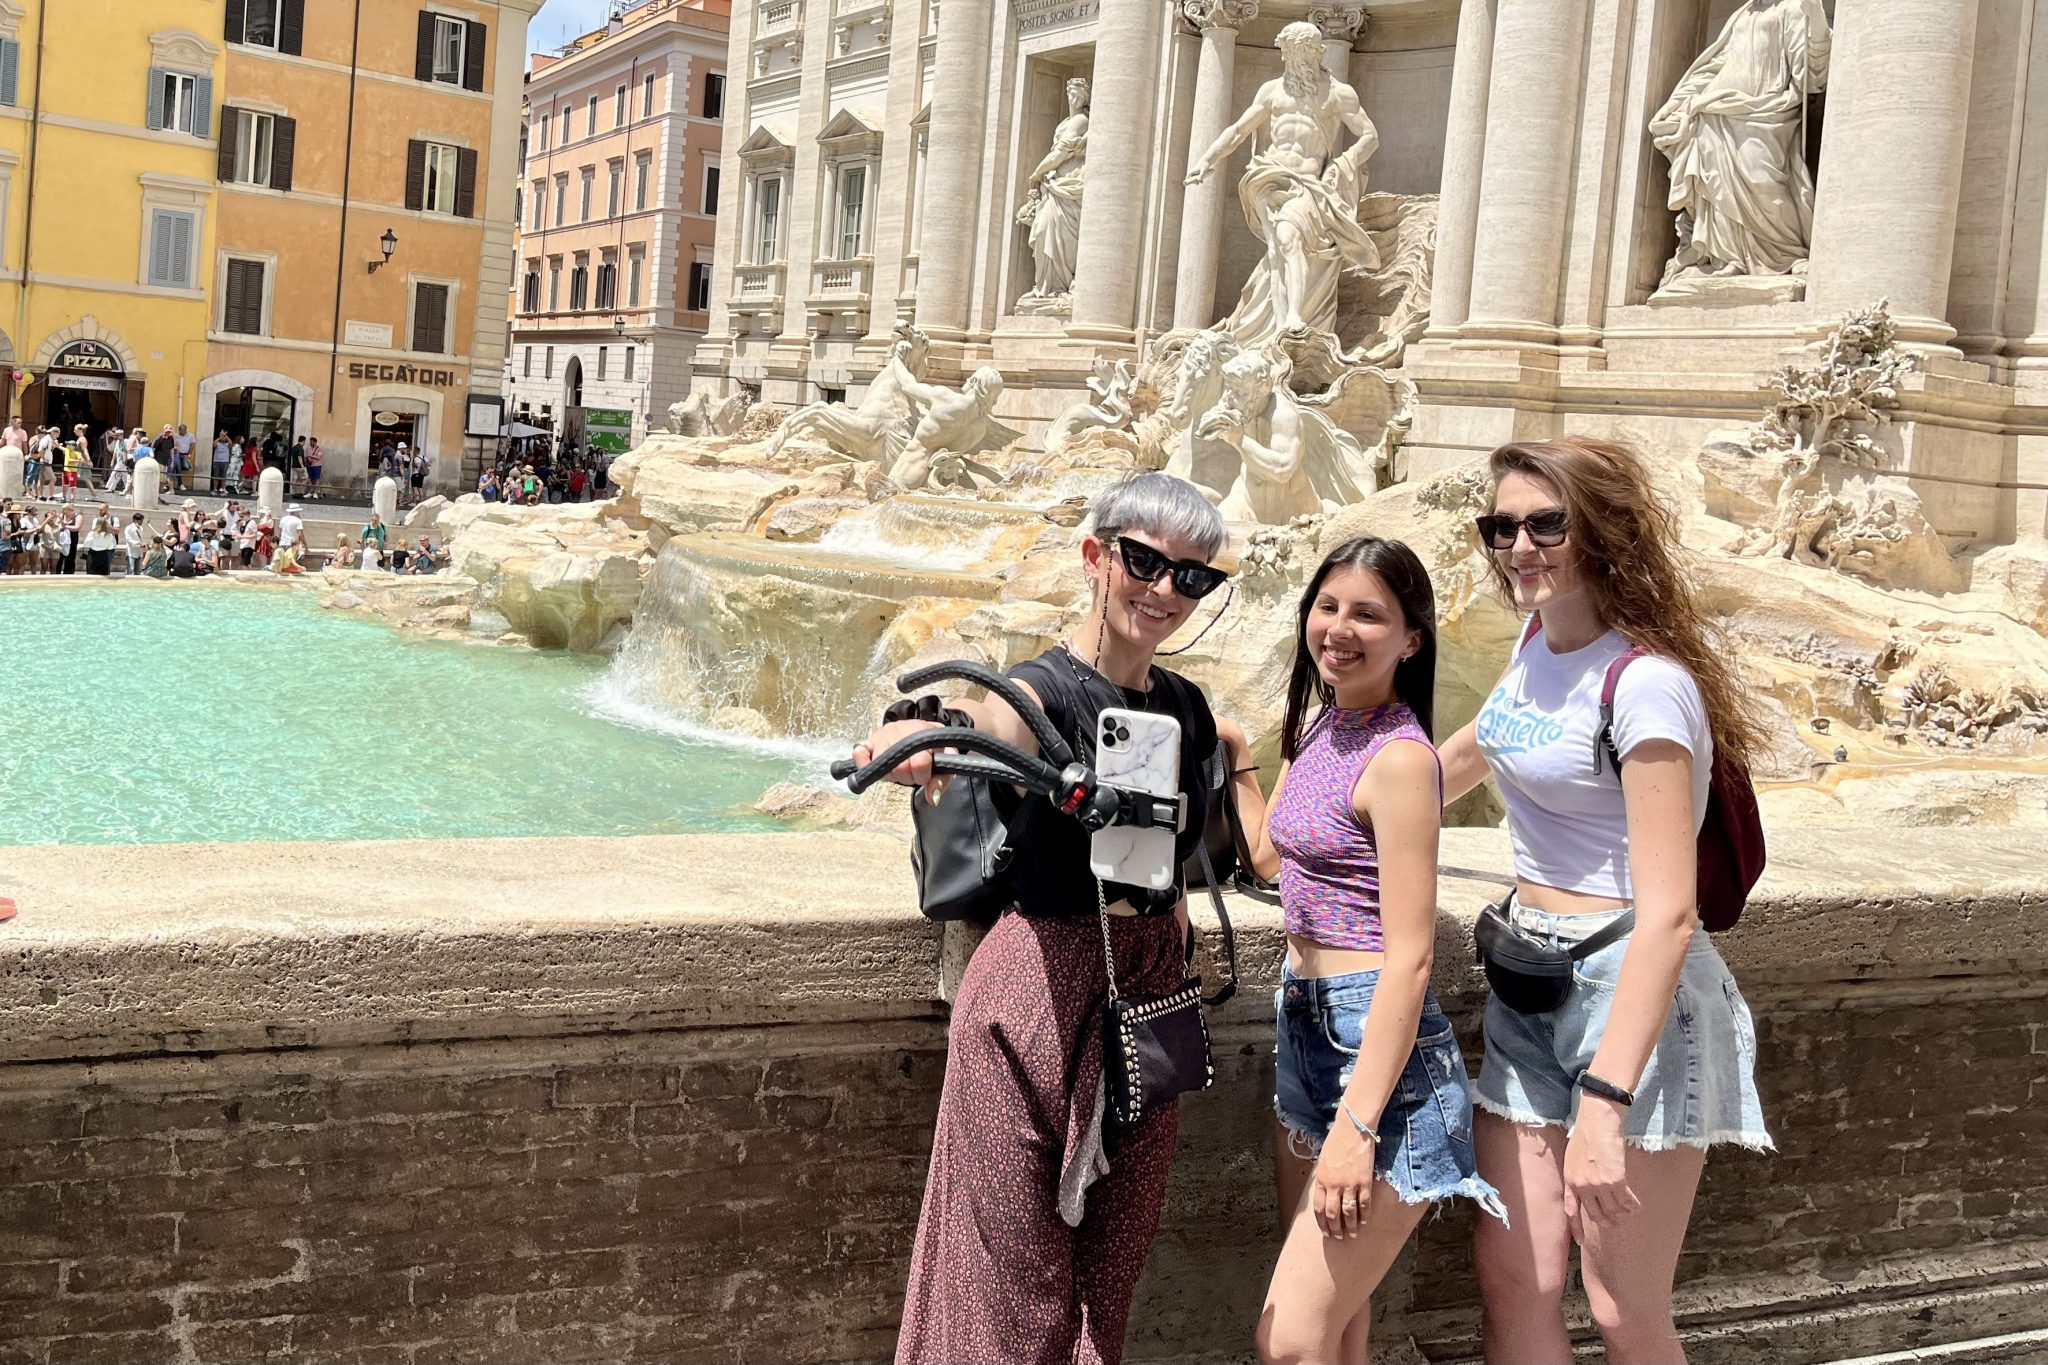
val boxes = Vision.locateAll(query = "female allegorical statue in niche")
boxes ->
[1650,0,1831,283]
[1015,76,1089,312]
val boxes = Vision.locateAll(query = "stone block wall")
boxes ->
[0,829,2042,1364]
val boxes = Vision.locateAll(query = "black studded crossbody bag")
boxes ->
[1098,839,1236,1148]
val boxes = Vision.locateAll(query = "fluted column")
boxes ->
[1171,0,1257,331]
[916,0,996,340]
[1068,0,1168,343]
[1424,0,1496,338]
[1461,0,1587,343]
[1806,0,1980,349]
[1309,5,1364,82]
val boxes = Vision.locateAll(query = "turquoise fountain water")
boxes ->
[1,583,825,845]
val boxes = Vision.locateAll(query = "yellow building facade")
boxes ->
[203,0,540,493]
[0,0,223,438]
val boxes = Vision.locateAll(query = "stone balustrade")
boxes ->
[0,826,2041,1362]
[730,261,787,318]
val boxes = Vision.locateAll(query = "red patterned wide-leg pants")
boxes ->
[895,909,1185,1365]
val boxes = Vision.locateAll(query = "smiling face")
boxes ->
[1083,528,1208,652]
[1305,564,1419,704]
[1491,469,1587,615]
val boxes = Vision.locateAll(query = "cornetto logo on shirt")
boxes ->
[1474,685,1567,757]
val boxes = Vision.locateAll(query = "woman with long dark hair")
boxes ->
[851,472,1234,1365]
[1225,536,1502,1364]
[1437,438,1771,1363]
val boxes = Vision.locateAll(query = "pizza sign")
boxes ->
[51,341,123,374]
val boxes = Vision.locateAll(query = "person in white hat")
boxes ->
[279,503,306,560]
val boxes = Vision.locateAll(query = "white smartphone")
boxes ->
[1089,707,1184,891]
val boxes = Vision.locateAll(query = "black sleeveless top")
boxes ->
[1004,647,1218,917]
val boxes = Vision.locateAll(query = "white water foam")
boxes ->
[577,668,843,772]
[813,511,1004,571]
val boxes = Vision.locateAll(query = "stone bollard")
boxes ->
[132,456,164,510]
[0,446,21,499]
[373,475,399,526]
[258,466,285,518]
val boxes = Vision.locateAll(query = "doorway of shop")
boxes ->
[43,382,123,449]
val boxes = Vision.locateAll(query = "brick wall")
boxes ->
[2,980,2043,1363]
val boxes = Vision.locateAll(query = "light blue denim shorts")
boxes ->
[1475,903,1774,1151]
[1275,966,1507,1218]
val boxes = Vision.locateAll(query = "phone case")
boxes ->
[1089,707,1183,891]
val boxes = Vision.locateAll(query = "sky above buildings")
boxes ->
[528,0,614,56]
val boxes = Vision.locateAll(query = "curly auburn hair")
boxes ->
[1483,437,1766,769]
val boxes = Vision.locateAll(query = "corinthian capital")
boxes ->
[1180,0,1259,32]
[1307,5,1366,42]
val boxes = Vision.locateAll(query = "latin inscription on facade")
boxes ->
[1016,0,1098,33]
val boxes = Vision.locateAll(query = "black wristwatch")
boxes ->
[1576,1071,1636,1107]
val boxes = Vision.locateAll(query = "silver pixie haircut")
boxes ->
[1085,471,1228,562]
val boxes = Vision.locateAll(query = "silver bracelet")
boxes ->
[1340,1100,1381,1145]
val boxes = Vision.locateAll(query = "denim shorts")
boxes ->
[1475,903,1774,1151]
[1274,966,1506,1218]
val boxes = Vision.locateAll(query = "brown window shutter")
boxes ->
[279,0,305,55]
[455,146,477,218]
[413,283,449,354]
[216,105,240,181]
[463,20,486,92]
[414,11,435,82]
[224,0,245,45]
[271,115,296,192]
[404,140,426,211]
[225,259,265,334]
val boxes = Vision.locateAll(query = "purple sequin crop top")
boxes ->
[1268,703,1436,951]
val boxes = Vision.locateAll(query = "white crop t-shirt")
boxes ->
[1474,624,1711,900]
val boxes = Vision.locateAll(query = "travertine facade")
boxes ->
[505,0,729,446]
[689,0,2046,554]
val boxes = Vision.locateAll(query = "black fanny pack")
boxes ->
[1473,897,1635,1014]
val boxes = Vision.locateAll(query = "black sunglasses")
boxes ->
[1114,536,1229,600]
[1474,509,1570,550]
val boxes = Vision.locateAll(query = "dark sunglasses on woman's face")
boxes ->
[1114,535,1230,600]
[1474,509,1570,550]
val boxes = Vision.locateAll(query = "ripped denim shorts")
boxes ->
[1274,965,1505,1218]
[1475,903,1775,1152]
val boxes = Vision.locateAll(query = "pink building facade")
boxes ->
[506,0,728,445]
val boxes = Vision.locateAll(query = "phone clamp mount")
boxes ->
[827,659,1178,834]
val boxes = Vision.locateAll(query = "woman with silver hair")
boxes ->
[854,471,1243,1365]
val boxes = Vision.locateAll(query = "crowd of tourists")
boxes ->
[3,418,332,501]
[853,446,1770,1365]
[0,498,442,579]
[477,443,612,506]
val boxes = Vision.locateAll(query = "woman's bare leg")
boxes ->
[1578,1145,1705,1364]
[1474,1112,1576,1364]
[1257,1171,1430,1365]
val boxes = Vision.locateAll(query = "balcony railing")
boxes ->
[731,262,787,317]
[806,256,873,333]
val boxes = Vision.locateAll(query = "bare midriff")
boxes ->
[1286,934,1383,979]
[1515,879,1633,916]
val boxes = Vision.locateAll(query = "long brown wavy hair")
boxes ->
[1484,438,1765,768]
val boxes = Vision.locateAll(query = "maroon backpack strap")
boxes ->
[1594,646,1650,776]
[1518,615,1542,651]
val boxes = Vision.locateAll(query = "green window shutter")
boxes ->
[0,40,20,108]
[193,76,214,139]
[169,214,193,286]
[146,69,166,130]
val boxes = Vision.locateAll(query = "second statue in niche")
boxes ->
[1651,0,1831,295]
[1014,76,1090,314]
